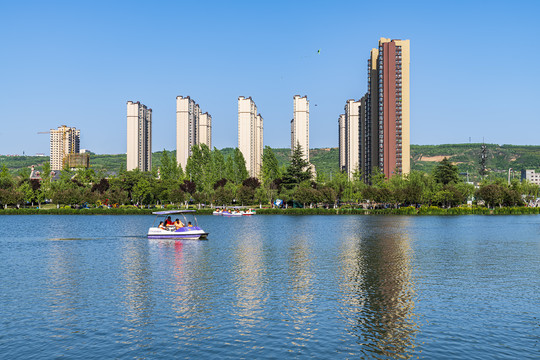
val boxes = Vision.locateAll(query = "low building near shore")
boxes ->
[521,170,540,185]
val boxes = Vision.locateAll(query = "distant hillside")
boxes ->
[411,144,540,176]
[1,144,539,178]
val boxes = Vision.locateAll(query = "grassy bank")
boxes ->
[1,206,539,215]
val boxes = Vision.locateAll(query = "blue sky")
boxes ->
[1,0,539,155]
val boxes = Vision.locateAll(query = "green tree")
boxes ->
[233,148,249,184]
[224,156,235,183]
[0,164,14,190]
[18,182,34,206]
[237,185,255,205]
[160,149,181,181]
[212,147,226,182]
[132,178,153,205]
[254,187,268,206]
[476,183,505,208]
[401,171,426,205]
[214,186,234,205]
[282,143,311,189]
[262,146,281,186]
[433,158,459,185]
[41,162,51,182]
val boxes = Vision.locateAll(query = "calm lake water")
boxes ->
[0,214,539,359]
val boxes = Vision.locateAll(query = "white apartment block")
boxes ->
[238,96,263,178]
[176,96,212,170]
[522,170,540,185]
[127,101,152,171]
[291,95,310,162]
[50,125,80,171]
[198,112,212,149]
[176,96,200,169]
[338,114,346,172]
[345,99,361,178]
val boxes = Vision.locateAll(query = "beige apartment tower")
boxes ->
[126,101,152,171]
[345,99,361,179]
[50,125,80,171]
[238,96,263,178]
[291,95,310,161]
[338,114,346,172]
[176,96,212,170]
[198,112,212,148]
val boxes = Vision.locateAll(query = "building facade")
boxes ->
[176,96,212,170]
[238,96,263,178]
[126,101,152,171]
[366,38,410,179]
[291,95,310,162]
[50,125,80,171]
[338,114,346,172]
[338,37,410,182]
[198,112,212,148]
[344,99,361,179]
[522,170,540,185]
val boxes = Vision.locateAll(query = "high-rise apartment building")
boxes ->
[344,99,361,178]
[291,95,310,162]
[176,96,212,169]
[338,37,410,181]
[238,96,263,178]
[50,125,80,171]
[126,101,152,171]
[366,38,410,179]
[338,114,346,172]
[338,97,367,179]
[198,112,212,148]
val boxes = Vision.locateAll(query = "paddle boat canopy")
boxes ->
[148,210,208,240]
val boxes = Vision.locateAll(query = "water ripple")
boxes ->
[0,215,539,358]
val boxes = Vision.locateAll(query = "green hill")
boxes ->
[2,144,539,179]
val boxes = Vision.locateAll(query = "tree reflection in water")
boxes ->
[339,217,420,359]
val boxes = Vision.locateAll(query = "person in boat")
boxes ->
[158,221,167,230]
[174,218,184,229]
[165,216,174,226]
[187,221,193,227]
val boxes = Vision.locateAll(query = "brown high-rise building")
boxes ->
[365,38,410,180]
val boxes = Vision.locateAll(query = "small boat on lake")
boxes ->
[148,210,208,240]
[223,210,243,217]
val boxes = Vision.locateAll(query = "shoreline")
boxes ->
[0,206,539,215]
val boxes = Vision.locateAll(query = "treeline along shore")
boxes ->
[0,144,539,215]
[1,206,539,216]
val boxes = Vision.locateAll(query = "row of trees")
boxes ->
[1,146,539,209]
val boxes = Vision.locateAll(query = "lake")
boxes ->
[0,214,539,359]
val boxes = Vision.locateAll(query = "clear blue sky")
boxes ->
[1,0,539,156]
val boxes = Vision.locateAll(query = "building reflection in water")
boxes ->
[232,222,267,334]
[119,239,155,348]
[166,239,208,341]
[283,231,315,349]
[338,217,420,358]
[46,241,85,341]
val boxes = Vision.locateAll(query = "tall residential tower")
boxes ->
[127,101,152,171]
[238,96,263,178]
[344,99,361,179]
[291,95,310,161]
[50,125,80,171]
[340,38,410,181]
[176,96,212,169]
[366,38,410,179]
